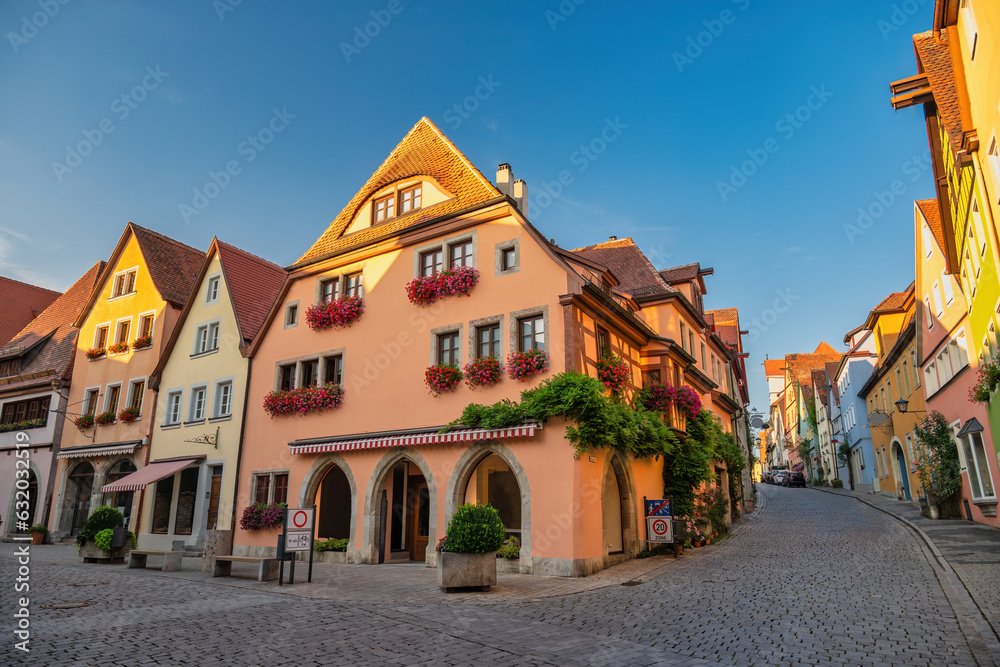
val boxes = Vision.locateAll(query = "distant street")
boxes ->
[4,486,992,666]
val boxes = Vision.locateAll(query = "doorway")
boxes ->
[895,446,911,500]
[603,462,624,553]
[317,465,351,539]
[66,462,95,536]
[206,466,223,531]
[376,458,431,563]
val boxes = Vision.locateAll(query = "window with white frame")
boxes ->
[111,268,138,298]
[924,364,939,395]
[924,297,934,328]
[910,349,921,387]
[213,381,233,418]
[961,431,995,500]
[104,384,121,414]
[94,324,109,350]
[932,282,943,316]
[960,0,978,61]
[84,388,100,416]
[968,228,982,278]
[194,321,220,355]
[206,275,221,304]
[922,223,934,258]
[905,432,914,459]
[188,386,207,422]
[126,379,145,414]
[988,134,1000,201]
[941,271,955,304]
[164,391,182,425]
[115,319,131,345]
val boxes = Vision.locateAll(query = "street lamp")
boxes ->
[895,399,926,415]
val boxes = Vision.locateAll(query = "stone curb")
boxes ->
[810,485,1000,667]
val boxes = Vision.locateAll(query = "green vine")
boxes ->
[915,412,962,501]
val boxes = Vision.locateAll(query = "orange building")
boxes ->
[233,118,749,576]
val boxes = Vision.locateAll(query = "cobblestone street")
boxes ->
[3,485,997,666]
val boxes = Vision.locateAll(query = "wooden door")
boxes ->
[206,469,222,530]
[408,481,429,561]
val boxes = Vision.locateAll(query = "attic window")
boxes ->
[373,194,395,223]
[0,359,20,377]
[372,184,423,224]
[111,268,138,298]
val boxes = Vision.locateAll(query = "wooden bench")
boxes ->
[212,555,279,582]
[129,550,183,572]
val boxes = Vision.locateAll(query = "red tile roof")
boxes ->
[707,307,738,325]
[913,30,965,155]
[825,362,841,402]
[217,241,287,343]
[764,359,784,376]
[131,224,205,307]
[714,324,739,348]
[293,118,501,268]
[659,263,700,283]
[0,262,104,391]
[0,276,60,347]
[813,342,838,355]
[916,198,946,253]
[871,292,909,313]
[570,237,675,298]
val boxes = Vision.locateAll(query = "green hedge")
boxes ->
[441,504,506,554]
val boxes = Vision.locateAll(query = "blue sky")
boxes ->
[0,1,934,411]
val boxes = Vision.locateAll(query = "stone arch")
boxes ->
[93,454,141,529]
[601,452,640,558]
[298,453,358,559]
[362,448,438,565]
[890,437,911,500]
[5,459,43,534]
[445,441,532,572]
[56,460,96,535]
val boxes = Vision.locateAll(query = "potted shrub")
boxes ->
[77,506,133,563]
[312,537,349,563]
[29,524,47,545]
[437,504,506,592]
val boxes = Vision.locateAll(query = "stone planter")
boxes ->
[79,539,131,564]
[298,550,347,564]
[496,556,520,574]
[437,551,497,592]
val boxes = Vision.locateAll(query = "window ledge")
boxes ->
[160,423,181,430]
[208,415,232,423]
[190,349,220,359]
[106,291,137,303]
[973,498,998,517]
[184,419,206,426]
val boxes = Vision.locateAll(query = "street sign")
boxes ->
[280,506,317,584]
[647,516,673,543]
[645,499,672,517]
[285,531,312,552]
[287,508,314,531]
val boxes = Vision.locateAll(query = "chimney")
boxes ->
[609,236,617,241]
[496,163,513,196]
[513,179,527,211]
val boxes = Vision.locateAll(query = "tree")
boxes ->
[914,412,962,503]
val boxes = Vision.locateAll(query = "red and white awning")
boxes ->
[100,457,201,493]
[57,441,142,460]
[289,424,539,456]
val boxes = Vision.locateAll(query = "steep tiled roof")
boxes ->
[570,238,675,298]
[916,198,946,253]
[0,276,60,347]
[764,359,784,376]
[217,241,287,343]
[814,342,838,355]
[131,224,205,307]
[0,262,104,391]
[659,263,700,283]
[825,362,841,402]
[714,324,739,348]
[872,292,909,313]
[914,30,965,154]
[786,350,842,387]
[707,307,738,324]
[294,118,501,268]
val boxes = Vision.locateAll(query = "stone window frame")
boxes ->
[283,300,300,330]
[273,348,346,392]
[495,238,520,277]
[509,305,549,354]
[205,272,223,305]
[468,314,505,361]
[161,387,184,429]
[412,230,478,279]
[430,323,464,367]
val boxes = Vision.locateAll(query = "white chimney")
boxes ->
[497,163,513,196]
[513,178,527,211]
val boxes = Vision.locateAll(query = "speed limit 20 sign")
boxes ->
[646,516,673,543]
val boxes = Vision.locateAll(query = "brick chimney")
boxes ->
[497,163,513,196]
[513,179,527,211]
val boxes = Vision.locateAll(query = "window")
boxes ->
[420,249,443,277]
[911,349,920,387]
[886,382,893,412]
[437,331,460,366]
[195,322,220,354]
[252,471,289,504]
[345,272,364,299]
[165,391,182,425]
[680,322,687,351]
[214,381,233,418]
[942,271,954,304]
[925,364,938,395]
[449,240,473,268]
[502,246,516,271]
[115,320,131,345]
[972,197,986,257]
[932,283,943,316]
[905,432,914,459]
[477,323,501,359]
[597,327,610,357]
[689,332,695,355]
[518,315,544,352]
[0,396,49,427]
[112,268,137,298]
[301,359,318,387]
[400,185,422,214]
[139,314,154,339]
[318,279,339,304]
[128,380,144,412]
[895,368,903,399]
[324,354,344,385]
[95,325,109,349]
[285,302,299,328]
[279,364,296,391]
[151,476,173,534]
[922,224,934,258]
[189,386,206,422]
[901,359,911,396]
[960,0,978,61]
[173,467,200,535]
[373,193,394,223]
[968,229,982,278]
[989,323,998,363]
[0,359,20,377]
[700,343,707,369]
[989,134,1000,201]
[84,389,100,417]
[952,332,970,369]
[206,275,221,303]
[962,432,996,499]
[105,385,121,414]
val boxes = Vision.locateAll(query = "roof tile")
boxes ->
[217,241,287,342]
[0,276,60,347]
[914,30,965,154]
[131,224,205,307]
[570,238,675,298]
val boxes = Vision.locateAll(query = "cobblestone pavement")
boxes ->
[1,485,993,666]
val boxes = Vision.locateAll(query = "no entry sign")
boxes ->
[288,508,314,531]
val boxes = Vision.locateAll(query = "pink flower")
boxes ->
[425,364,463,395]
[263,383,344,417]
[305,296,364,330]
[597,355,631,395]
[464,356,503,388]
[506,350,549,381]
[405,266,479,305]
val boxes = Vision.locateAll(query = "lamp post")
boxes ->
[895,399,926,416]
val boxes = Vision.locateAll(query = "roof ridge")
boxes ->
[216,239,285,272]
[0,274,60,296]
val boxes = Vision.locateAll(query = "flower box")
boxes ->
[426,364,462,395]
[0,417,46,433]
[305,296,364,330]
[74,414,95,428]
[108,341,129,355]
[597,355,631,395]
[463,356,503,388]
[675,385,702,420]
[405,266,479,305]
[263,383,344,418]
[239,502,286,531]
[638,383,676,413]
[405,276,440,305]
[507,350,549,382]
[86,348,106,361]
[118,406,141,423]
[94,410,116,426]
[133,335,153,350]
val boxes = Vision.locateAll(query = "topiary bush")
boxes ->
[441,504,506,554]
[831,479,844,488]
[78,505,124,542]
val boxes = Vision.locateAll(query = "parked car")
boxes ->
[773,471,789,485]
[785,471,806,487]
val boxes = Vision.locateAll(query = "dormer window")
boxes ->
[0,359,20,377]
[373,194,395,223]
[372,184,423,224]
[206,275,221,304]
[400,185,422,214]
[111,268,138,298]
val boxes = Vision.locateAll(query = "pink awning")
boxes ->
[289,424,539,456]
[100,457,200,493]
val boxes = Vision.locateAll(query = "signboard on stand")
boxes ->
[279,506,316,585]
[643,498,674,545]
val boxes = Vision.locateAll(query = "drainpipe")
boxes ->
[230,353,252,535]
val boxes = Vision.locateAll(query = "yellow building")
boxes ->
[858,285,929,501]
[118,239,286,551]
[50,224,203,536]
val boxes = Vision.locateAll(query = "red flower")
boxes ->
[263,383,345,417]
[463,356,503,388]
[133,335,153,349]
[405,266,480,305]
[425,364,463,395]
[85,348,106,361]
[117,406,141,423]
[675,385,702,420]
[507,350,549,381]
[596,355,631,395]
[305,296,364,330]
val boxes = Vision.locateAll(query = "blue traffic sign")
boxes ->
[645,499,671,517]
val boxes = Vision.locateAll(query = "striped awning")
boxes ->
[100,457,201,493]
[57,441,142,460]
[289,424,539,456]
